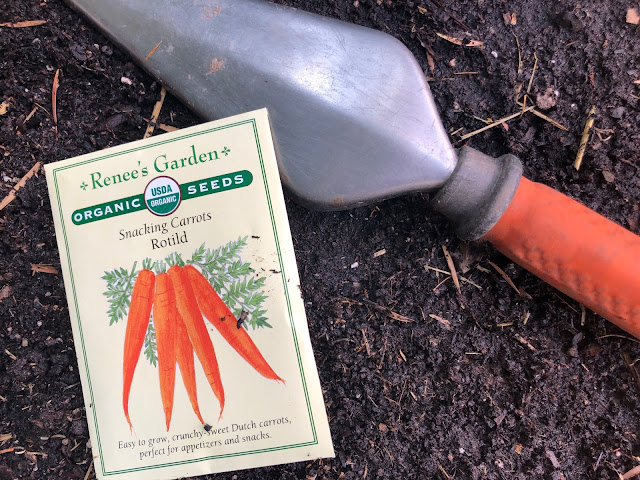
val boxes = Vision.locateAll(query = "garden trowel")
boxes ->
[65,0,640,338]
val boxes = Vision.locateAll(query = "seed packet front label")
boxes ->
[45,110,334,480]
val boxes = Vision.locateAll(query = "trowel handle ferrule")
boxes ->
[432,146,640,338]
[483,177,640,338]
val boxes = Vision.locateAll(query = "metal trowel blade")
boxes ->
[66,0,457,209]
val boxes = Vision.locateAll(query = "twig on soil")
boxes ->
[376,307,414,323]
[426,51,435,73]
[527,53,539,94]
[31,264,59,274]
[361,328,371,356]
[436,32,483,47]
[33,102,50,116]
[594,127,614,141]
[23,106,38,126]
[145,41,162,60]
[142,118,178,132]
[384,396,400,408]
[83,462,94,480]
[513,33,523,74]
[425,265,482,290]
[377,337,387,370]
[398,349,407,363]
[488,261,531,298]
[4,349,16,360]
[580,304,586,326]
[552,293,579,313]
[597,334,640,344]
[520,53,539,115]
[617,158,639,170]
[514,333,536,351]
[574,106,596,170]
[0,20,47,28]
[594,451,604,471]
[432,275,451,291]
[621,351,640,389]
[0,161,43,212]
[382,445,394,461]
[623,464,640,480]
[471,115,492,124]
[0,447,14,455]
[429,314,451,330]
[52,69,60,133]
[425,265,450,275]
[497,322,513,328]
[441,246,461,294]
[338,297,415,323]
[459,106,534,140]
[515,100,568,130]
[438,464,452,479]
[143,86,167,139]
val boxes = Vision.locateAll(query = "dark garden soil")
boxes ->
[1,0,639,478]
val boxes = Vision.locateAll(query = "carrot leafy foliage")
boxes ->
[188,237,270,330]
[102,237,269,366]
[143,322,158,367]
[101,261,138,325]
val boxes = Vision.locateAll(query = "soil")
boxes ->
[1,0,639,479]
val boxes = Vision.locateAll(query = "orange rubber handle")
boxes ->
[483,177,640,338]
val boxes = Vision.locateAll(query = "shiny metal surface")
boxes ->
[66,0,457,209]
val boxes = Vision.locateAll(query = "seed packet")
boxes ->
[45,109,334,479]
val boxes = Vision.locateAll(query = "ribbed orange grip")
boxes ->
[483,177,640,338]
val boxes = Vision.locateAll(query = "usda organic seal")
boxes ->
[144,176,181,216]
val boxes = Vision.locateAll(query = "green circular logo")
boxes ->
[144,176,181,216]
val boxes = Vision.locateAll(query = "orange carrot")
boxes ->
[168,265,225,417]
[175,312,204,424]
[153,273,177,431]
[123,269,155,429]
[185,264,283,383]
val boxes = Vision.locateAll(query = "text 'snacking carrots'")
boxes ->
[122,269,155,429]
[168,265,225,418]
[153,273,178,431]
[175,312,204,424]
[185,265,284,383]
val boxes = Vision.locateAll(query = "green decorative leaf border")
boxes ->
[50,118,318,476]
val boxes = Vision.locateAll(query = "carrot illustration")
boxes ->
[175,312,205,424]
[184,264,283,383]
[122,269,155,429]
[168,265,225,418]
[153,273,177,431]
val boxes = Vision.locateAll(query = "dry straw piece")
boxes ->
[574,106,596,170]
[143,86,167,139]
